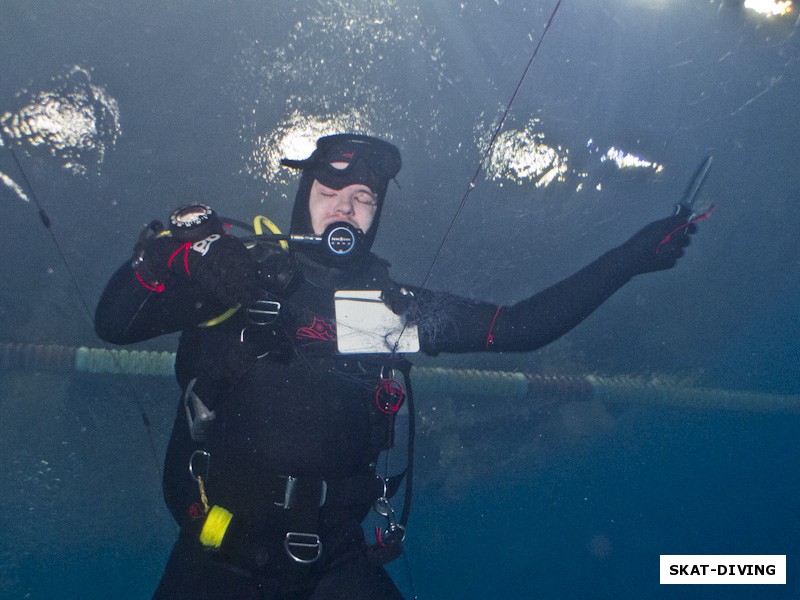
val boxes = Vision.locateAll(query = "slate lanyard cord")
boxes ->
[0,124,163,479]
[400,374,417,599]
[380,4,562,580]
[398,368,415,526]
[389,0,565,359]
[0,126,85,310]
[416,0,564,294]
[385,9,563,589]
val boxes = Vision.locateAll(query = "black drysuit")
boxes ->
[95,213,687,599]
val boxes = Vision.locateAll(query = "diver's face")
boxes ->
[308,179,377,235]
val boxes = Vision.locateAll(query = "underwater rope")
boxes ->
[0,125,163,477]
[415,0,564,292]
[3,342,799,414]
[413,369,800,414]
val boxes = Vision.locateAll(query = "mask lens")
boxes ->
[317,136,400,180]
[327,158,352,171]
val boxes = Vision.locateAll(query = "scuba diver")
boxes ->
[95,134,697,599]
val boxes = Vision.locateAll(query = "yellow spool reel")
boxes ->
[199,505,233,549]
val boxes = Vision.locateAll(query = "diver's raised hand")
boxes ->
[132,221,259,308]
[615,208,697,276]
[182,233,260,307]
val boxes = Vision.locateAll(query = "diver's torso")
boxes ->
[175,252,397,481]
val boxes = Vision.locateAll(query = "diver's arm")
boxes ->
[418,212,695,354]
[94,261,229,344]
[484,246,633,352]
[96,213,262,345]
[411,252,627,355]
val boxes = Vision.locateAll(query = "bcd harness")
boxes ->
[177,226,416,569]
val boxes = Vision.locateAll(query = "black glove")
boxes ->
[615,208,697,276]
[381,284,422,322]
[133,226,260,307]
[132,223,173,290]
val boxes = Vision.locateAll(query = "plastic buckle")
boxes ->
[284,532,323,564]
[247,299,281,325]
[183,378,216,442]
[275,476,297,509]
[380,522,406,545]
[274,476,327,510]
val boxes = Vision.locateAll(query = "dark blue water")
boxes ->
[395,408,800,599]
[8,404,800,598]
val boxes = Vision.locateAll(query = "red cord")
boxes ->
[166,242,193,275]
[135,270,165,292]
[375,527,387,547]
[657,205,717,254]
[485,305,503,351]
[375,379,404,414]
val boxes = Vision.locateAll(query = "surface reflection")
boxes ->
[1,66,120,177]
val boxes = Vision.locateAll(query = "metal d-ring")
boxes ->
[188,449,210,482]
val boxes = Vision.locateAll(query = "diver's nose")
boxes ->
[332,192,355,215]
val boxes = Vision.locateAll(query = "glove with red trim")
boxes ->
[616,208,698,276]
[132,218,260,308]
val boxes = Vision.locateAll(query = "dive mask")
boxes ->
[281,134,401,193]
